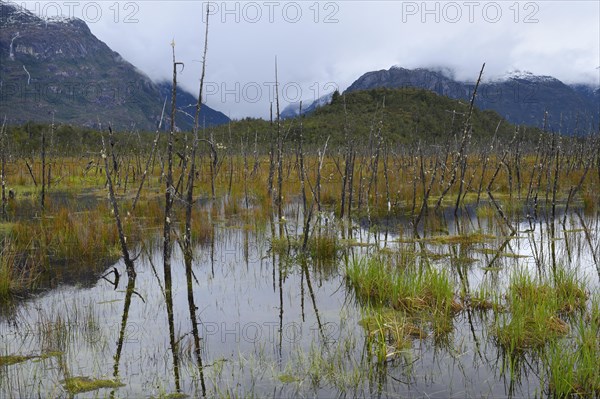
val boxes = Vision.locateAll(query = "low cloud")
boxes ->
[15,1,600,119]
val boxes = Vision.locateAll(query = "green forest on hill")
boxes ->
[5,87,542,155]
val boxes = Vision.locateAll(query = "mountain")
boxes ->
[156,82,230,127]
[345,66,599,134]
[281,92,335,119]
[280,102,302,119]
[0,1,228,131]
[346,67,461,97]
[571,83,600,114]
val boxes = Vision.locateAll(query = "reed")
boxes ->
[0,238,35,298]
[10,206,123,266]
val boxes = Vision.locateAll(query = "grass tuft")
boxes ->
[62,376,125,394]
[495,266,588,353]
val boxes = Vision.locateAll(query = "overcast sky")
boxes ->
[17,0,600,119]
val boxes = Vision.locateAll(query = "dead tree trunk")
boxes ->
[477,121,500,205]
[101,134,135,277]
[454,63,485,215]
[163,41,183,393]
[41,125,46,210]
[131,98,167,212]
[185,7,210,257]
[275,58,284,218]
[297,102,307,219]
[1,118,6,220]
[340,96,351,219]
[267,103,275,196]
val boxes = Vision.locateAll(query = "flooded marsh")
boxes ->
[1,197,599,398]
[0,124,599,398]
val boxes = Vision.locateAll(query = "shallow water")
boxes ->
[1,205,598,398]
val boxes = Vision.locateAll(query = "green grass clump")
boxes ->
[270,235,297,256]
[553,267,588,313]
[495,267,587,352]
[62,376,125,394]
[397,267,456,313]
[421,231,496,246]
[0,355,35,366]
[496,298,569,351]
[346,257,396,306]
[346,256,461,340]
[0,351,62,367]
[346,257,459,314]
[268,225,340,279]
[544,300,600,397]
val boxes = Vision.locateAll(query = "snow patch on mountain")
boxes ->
[491,70,559,83]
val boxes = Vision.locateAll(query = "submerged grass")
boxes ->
[0,351,62,367]
[473,248,528,258]
[282,338,364,393]
[308,230,339,265]
[61,376,125,394]
[359,308,425,363]
[420,231,496,246]
[0,355,35,367]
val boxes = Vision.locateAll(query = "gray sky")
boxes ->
[17,0,600,119]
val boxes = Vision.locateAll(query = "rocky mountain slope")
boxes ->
[346,67,599,134]
[0,1,228,130]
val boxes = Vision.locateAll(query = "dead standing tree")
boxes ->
[431,63,485,215]
[101,134,136,278]
[454,63,485,215]
[163,40,184,292]
[131,97,167,212]
[296,102,307,221]
[339,95,355,219]
[183,7,211,394]
[274,57,284,219]
[40,120,48,210]
[267,103,275,196]
[163,40,184,393]
[1,117,7,220]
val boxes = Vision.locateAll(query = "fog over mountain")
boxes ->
[8,0,598,119]
[0,1,229,130]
